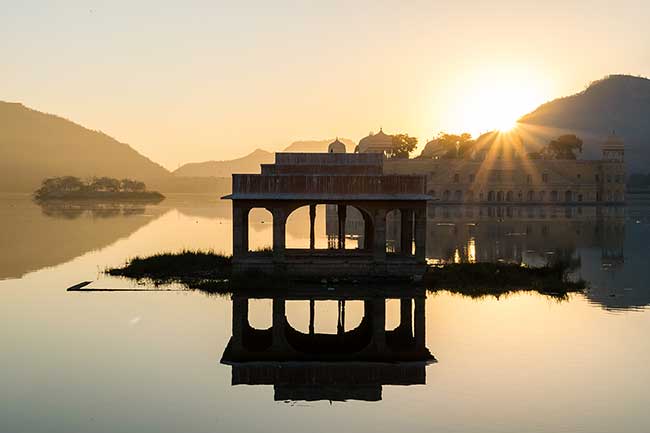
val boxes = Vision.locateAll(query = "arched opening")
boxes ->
[248,208,273,252]
[527,190,534,201]
[488,191,495,202]
[497,191,504,202]
[565,190,573,202]
[285,300,364,334]
[286,204,327,249]
[443,190,450,201]
[506,191,513,202]
[539,191,546,202]
[551,190,558,201]
[385,208,415,254]
[247,299,272,330]
[386,209,401,253]
[454,190,463,201]
[324,204,372,250]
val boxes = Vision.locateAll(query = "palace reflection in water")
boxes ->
[220,287,435,402]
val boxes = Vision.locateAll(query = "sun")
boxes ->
[444,67,550,136]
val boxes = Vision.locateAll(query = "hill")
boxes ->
[172,138,356,178]
[283,138,356,153]
[173,148,274,178]
[0,101,172,192]
[518,75,650,172]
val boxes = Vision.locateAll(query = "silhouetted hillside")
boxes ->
[283,138,355,153]
[518,75,650,172]
[0,101,172,192]
[173,149,274,177]
[173,139,356,178]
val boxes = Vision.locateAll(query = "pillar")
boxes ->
[414,297,425,351]
[373,208,387,262]
[362,211,374,250]
[399,298,413,338]
[337,300,345,336]
[272,297,287,350]
[309,204,316,250]
[309,299,315,336]
[232,203,249,258]
[231,296,249,351]
[337,204,347,249]
[414,207,427,262]
[400,209,413,256]
[370,298,386,350]
[271,207,287,262]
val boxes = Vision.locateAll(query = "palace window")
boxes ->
[526,174,532,184]
[542,173,548,183]
[454,173,460,183]
[469,174,475,182]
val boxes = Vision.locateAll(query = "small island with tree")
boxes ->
[33,176,165,202]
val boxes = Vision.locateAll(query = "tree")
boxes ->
[542,134,583,160]
[120,178,146,192]
[420,132,475,159]
[390,134,418,158]
[90,176,120,192]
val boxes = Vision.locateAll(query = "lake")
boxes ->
[1,193,650,433]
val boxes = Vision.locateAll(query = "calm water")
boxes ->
[1,193,650,433]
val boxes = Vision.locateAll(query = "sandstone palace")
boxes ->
[331,129,626,205]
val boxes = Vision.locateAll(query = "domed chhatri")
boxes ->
[358,128,394,154]
[328,137,346,153]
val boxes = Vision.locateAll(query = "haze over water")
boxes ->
[2,193,650,433]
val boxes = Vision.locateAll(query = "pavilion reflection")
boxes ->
[220,287,436,402]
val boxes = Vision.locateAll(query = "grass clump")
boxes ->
[107,250,232,293]
[424,261,586,299]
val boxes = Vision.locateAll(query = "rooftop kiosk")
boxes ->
[223,152,430,278]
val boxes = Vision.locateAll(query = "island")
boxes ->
[33,176,165,202]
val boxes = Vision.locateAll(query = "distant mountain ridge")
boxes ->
[173,149,274,178]
[518,74,650,172]
[172,138,356,178]
[0,101,172,192]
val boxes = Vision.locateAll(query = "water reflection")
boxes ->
[220,287,435,402]
[325,203,650,311]
[38,201,152,219]
[3,192,650,312]
[0,195,169,279]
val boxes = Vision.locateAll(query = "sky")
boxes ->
[2,0,649,169]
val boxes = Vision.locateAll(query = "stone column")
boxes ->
[414,207,427,262]
[400,298,413,338]
[232,203,249,258]
[337,300,345,336]
[337,204,347,249]
[272,297,287,350]
[231,296,249,352]
[362,211,374,250]
[309,204,316,250]
[271,207,287,262]
[370,298,386,350]
[309,299,315,336]
[414,296,425,351]
[373,208,387,262]
[400,209,413,256]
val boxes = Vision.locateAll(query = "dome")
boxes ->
[328,138,346,153]
[358,128,394,153]
[603,132,625,150]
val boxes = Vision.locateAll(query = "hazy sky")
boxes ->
[2,0,649,169]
